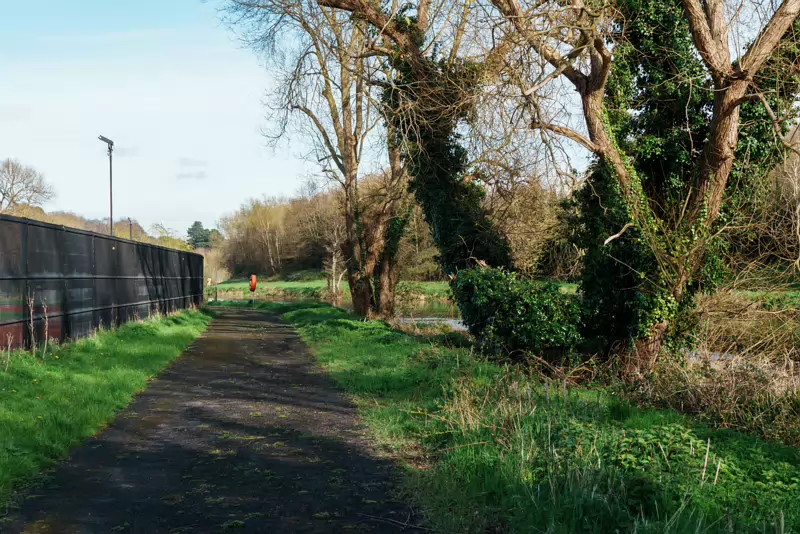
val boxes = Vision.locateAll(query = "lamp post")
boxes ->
[98,135,114,235]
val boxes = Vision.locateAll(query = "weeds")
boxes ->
[2,334,12,373]
[627,291,800,446]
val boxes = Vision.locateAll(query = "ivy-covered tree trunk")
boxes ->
[348,277,373,317]
[343,160,378,318]
[572,0,800,370]
[383,56,513,276]
[374,244,403,317]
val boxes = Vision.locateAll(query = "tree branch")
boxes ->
[530,120,600,153]
[681,0,730,79]
[290,104,345,173]
[491,0,588,90]
[740,0,800,75]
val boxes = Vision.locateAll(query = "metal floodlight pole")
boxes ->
[98,135,114,236]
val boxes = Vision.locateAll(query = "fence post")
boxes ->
[61,226,69,342]
[21,221,30,350]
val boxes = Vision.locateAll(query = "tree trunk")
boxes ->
[349,273,373,317]
[343,168,375,316]
[334,270,346,306]
[627,322,670,375]
[372,128,407,318]
[374,251,401,317]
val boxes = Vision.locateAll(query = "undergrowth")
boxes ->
[626,291,800,446]
[214,300,800,533]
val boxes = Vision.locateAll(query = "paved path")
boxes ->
[5,309,424,533]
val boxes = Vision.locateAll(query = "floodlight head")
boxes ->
[98,135,114,147]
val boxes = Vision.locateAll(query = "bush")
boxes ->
[451,267,582,359]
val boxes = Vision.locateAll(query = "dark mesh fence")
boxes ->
[0,214,204,349]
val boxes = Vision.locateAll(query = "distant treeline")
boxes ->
[6,204,193,251]
[218,181,441,281]
[218,178,578,282]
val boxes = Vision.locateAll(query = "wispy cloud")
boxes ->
[178,157,208,168]
[176,171,207,180]
[0,105,31,121]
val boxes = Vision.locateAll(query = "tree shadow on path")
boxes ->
[4,309,426,534]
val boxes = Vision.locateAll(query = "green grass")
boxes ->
[212,279,328,300]
[218,279,329,290]
[214,300,800,533]
[0,309,211,506]
[211,279,454,301]
[211,279,571,301]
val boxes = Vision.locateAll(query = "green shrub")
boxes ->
[451,267,582,359]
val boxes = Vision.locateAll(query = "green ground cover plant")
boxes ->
[214,300,800,533]
[0,309,211,507]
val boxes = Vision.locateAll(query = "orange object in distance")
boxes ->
[249,275,257,292]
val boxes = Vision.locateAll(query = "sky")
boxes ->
[0,0,316,237]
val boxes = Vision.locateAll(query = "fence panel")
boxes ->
[0,214,204,349]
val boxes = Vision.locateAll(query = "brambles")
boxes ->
[623,291,800,445]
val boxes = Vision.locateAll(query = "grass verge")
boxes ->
[211,279,453,301]
[0,309,211,508]
[215,300,800,533]
[208,279,573,304]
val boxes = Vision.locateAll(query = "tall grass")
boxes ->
[222,301,800,533]
[0,309,211,507]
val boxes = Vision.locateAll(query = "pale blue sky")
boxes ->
[0,0,315,236]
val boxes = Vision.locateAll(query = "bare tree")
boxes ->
[293,181,350,303]
[0,159,55,213]
[226,0,414,317]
